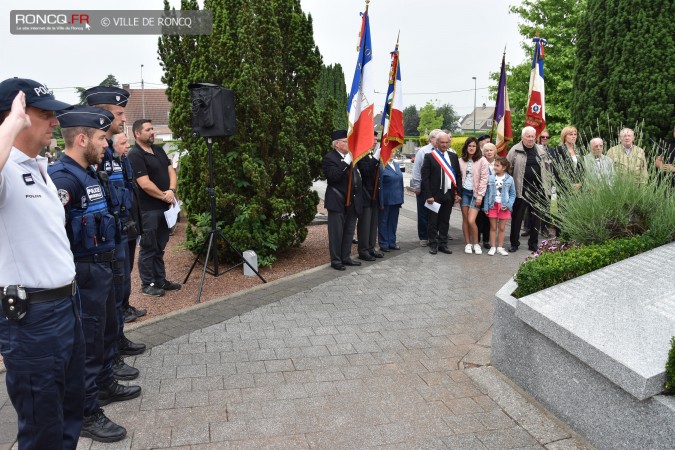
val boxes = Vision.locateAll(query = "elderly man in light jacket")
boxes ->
[506,126,551,252]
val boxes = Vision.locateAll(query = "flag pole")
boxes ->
[490,46,506,142]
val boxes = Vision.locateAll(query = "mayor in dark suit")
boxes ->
[421,131,463,254]
[322,130,363,270]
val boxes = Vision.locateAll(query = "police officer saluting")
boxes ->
[0,78,85,450]
[49,105,141,443]
[84,86,146,381]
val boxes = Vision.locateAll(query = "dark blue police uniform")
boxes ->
[47,106,140,443]
[49,154,119,417]
[86,86,145,363]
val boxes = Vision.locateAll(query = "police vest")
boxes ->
[49,161,116,258]
[101,146,133,223]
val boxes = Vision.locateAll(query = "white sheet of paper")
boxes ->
[164,200,181,228]
[424,201,441,213]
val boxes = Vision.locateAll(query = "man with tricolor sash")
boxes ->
[421,132,462,255]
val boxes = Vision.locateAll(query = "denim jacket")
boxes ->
[482,172,516,212]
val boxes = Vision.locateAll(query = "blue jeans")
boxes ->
[461,189,477,208]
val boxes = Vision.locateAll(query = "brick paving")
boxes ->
[0,187,592,449]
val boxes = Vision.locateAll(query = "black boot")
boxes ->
[113,355,139,381]
[98,380,141,406]
[80,408,127,443]
[119,335,146,356]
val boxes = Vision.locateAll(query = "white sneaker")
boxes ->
[488,247,496,256]
[464,244,473,254]
[473,244,483,254]
[497,247,509,256]
[420,240,428,247]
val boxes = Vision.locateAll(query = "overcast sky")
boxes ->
[0,0,527,116]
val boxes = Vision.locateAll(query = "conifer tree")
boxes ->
[317,64,348,129]
[571,0,675,142]
[158,0,325,265]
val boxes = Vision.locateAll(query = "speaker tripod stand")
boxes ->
[183,138,267,303]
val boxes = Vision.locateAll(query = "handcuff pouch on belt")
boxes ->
[2,285,28,321]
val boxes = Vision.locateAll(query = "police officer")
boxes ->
[111,132,147,323]
[84,86,146,381]
[0,78,85,450]
[49,105,141,443]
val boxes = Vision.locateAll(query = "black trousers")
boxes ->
[138,209,170,287]
[427,200,453,249]
[510,197,540,249]
[357,205,378,257]
[476,209,489,244]
[327,204,358,266]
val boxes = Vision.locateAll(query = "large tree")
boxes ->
[417,102,443,136]
[403,104,419,136]
[571,0,675,143]
[158,0,326,266]
[317,63,348,129]
[492,0,585,145]
[436,103,459,132]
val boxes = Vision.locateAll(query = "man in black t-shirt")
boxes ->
[127,119,180,297]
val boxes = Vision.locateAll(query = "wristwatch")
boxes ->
[169,188,176,193]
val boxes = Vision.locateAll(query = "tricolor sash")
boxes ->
[431,149,457,190]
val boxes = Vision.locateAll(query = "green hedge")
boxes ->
[666,337,675,394]
[513,235,659,298]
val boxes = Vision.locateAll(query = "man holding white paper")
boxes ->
[127,119,181,297]
[421,132,462,255]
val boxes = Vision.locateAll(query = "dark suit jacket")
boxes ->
[322,149,364,213]
[421,150,463,204]
[357,152,380,207]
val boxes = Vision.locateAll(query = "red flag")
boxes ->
[380,41,404,165]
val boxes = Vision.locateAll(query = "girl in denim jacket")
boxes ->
[483,157,516,255]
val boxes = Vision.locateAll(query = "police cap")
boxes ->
[0,77,71,112]
[331,129,348,141]
[84,86,130,107]
[56,106,114,131]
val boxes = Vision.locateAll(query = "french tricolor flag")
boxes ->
[525,37,547,137]
[347,8,375,164]
[380,40,404,165]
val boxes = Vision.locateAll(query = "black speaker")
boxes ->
[188,83,236,137]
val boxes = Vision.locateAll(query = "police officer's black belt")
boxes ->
[74,250,116,263]
[11,280,77,304]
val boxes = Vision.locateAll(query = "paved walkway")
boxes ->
[0,188,592,449]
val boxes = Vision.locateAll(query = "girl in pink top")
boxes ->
[458,137,490,254]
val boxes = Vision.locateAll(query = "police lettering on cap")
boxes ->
[331,129,348,141]
[83,86,130,107]
[56,106,115,131]
[0,77,71,112]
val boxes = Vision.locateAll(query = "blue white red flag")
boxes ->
[347,9,375,164]
[380,40,404,165]
[493,52,513,157]
[525,37,547,137]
